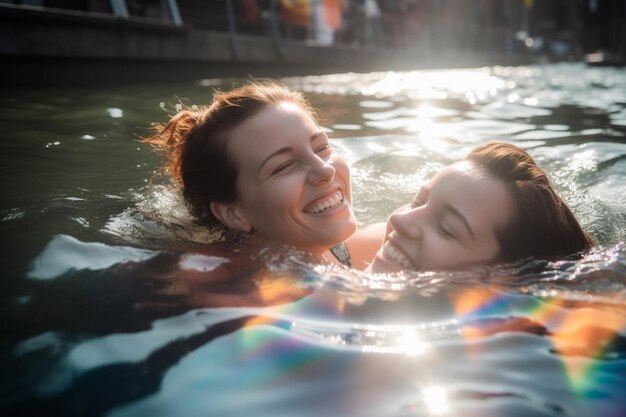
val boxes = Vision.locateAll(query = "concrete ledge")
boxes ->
[0,4,535,87]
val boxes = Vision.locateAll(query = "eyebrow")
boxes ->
[443,204,475,240]
[257,131,325,174]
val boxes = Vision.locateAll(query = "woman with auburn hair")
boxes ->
[143,82,382,270]
[368,143,595,273]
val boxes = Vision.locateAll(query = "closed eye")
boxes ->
[437,222,455,239]
[314,142,333,160]
[271,161,297,175]
[315,144,332,153]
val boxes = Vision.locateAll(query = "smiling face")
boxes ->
[223,102,357,255]
[369,161,515,273]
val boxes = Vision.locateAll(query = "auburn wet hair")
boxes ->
[466,143,595,262]
[142,82,316,228]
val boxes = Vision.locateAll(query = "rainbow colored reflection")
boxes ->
[452,287,626,401]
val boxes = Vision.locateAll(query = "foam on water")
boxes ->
[27,234,159,280]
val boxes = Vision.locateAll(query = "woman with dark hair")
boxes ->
[144,82,382,269]
[368,143,595,273]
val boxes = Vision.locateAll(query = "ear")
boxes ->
[210,202,252,233]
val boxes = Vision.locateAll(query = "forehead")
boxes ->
[227,103,317,162]
[231,103,315,142]
[430,161,514,235]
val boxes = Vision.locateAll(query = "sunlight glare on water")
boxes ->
[361,69,506,102]
[421,386,450,415]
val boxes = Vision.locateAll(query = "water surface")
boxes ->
[1,63,625,417]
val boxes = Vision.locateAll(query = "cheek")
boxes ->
[332,158,349,176]
[330,155,351,183]
[482,241,502,264]
[254,182,302,215]
[420,234,457,267]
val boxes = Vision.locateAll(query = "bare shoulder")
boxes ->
[345,222,386,270]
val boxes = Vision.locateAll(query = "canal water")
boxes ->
[1,63,625,416]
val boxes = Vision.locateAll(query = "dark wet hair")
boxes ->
[143,82,316,228]
[465,143,595,262]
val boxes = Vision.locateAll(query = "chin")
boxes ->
[343,218,358,239]
[330,217,357,245]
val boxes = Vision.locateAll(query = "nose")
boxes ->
[306,157,336,185]
[389,205,423,240]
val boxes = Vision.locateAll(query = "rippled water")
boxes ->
[1,63,625,417]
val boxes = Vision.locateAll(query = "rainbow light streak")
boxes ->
[451,288,626,401]
[230,275,351,388]
[237,325,330,384]
[233,315,359,394]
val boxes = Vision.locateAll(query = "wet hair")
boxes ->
[143,82,316,228]
[465,143,595,262]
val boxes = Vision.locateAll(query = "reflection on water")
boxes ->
[421,386,449,415]
[1,63,625,416]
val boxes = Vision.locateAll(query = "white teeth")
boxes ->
[306,191,343,214]
[382,242,414,269]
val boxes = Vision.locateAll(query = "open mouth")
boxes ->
[381,241,415,270]
[303,190,344,214]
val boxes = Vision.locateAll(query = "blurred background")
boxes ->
[1,0,624,86]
